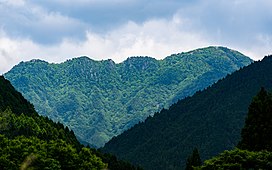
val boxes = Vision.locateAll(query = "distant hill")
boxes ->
[0,76,141,170]
[102,56,272,170]
[5,46,252,147]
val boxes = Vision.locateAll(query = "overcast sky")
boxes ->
[1,0,272,74]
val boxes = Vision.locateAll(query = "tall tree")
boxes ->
[198,88,272,169]
[185,148,201,170]
[238,87,272,151]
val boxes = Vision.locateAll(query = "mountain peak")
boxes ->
[29,59,48,63]
[5,47,252,148]
[121,56,158,71]
[67,56,96,63]
[123,56,156,63]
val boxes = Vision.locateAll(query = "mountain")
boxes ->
[102,56,272,170]
[199,87,272,169]
[0,76,80,147]
[0,76,105,169]
[4,46,252,147]
[0,76,142,170]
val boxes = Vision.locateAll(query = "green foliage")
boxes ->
[0,75,139,170]
[91,149,144,170]
[185,148,201,170]
[198,148,272,170]
[0,76,80,148]
[0,109,139,170]
[0,76,36,117]
[5,46,252,147]
[197,87,272,170]
[102,56,272,170]
[0,134,106,170]
[238,87,272,151]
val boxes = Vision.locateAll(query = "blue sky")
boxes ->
[1,0,272,74]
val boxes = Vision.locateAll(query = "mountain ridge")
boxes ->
[102,56,272,170]
[5,46,252,147]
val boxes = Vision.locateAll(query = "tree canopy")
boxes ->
[198,87,272,169]
[0,76,141,170]
[238,87,272,151]
[185,148,201,170]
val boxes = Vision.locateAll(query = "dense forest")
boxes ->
[0,76,141,170]
[5,46,252,147]
[197,87,272,169]
[102,56,272,169]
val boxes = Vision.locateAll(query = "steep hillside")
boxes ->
[199,88,272,169]
[102,56,272,170]
[5,46,252,147]
[0,76,105,169]
[0,76,141,170]
[0,76,80,147]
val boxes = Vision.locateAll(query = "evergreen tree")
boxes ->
[197,87,272,169]
[185,148,201,170]
[238,87,272,151]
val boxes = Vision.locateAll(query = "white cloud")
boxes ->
[1,0,272,75]
[0,16,210,74]
[0,0,88,43]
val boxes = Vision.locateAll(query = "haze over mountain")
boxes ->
[102,56,272,170]
[5,46,252,147]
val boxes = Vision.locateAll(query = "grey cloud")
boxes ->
[0,1,88,44]
[1,0,272,62]
[33,0,195,18]
[1,0,200,44]
[175,0,272,48]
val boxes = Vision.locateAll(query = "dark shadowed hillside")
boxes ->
[102,56,272,170]
[198,87,272,169]
[5,46,252,147]
[0,76,80,147]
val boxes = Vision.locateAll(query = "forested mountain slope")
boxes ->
[5,46,252,147]
[198,87,272,169]
[0,76,141,170]
[0,76,105,169]
[0,76,80,147]
[102,56,272,170]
